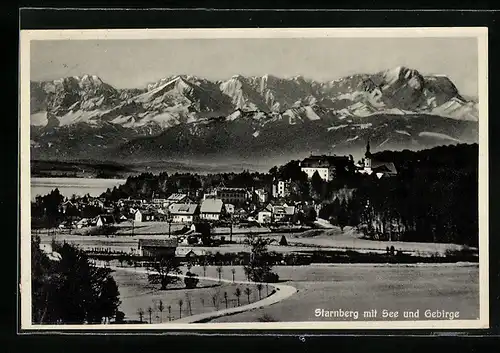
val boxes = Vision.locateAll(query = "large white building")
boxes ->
[300,155,353,181]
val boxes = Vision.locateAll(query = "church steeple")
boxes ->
[365,138,371,158]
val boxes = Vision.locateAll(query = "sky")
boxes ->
[30,37,479,97]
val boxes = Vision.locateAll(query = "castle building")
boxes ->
[300,155,353,181]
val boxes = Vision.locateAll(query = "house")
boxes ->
[224,203,235,214]
[134,209,156,223]
[175,247,206,260]
[300,154,353,181]
[257,210,272,224]
[169,203,199,223]
[137,238,178,258]
[200,199,224,221]
[95,214,115,227]
[76,218,90,229]
[254,188,269,203]
[151,198,169,208]
[272,205,296,223]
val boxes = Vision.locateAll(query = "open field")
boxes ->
[209,264,479,322]
[113,267,271,322]
[38,225,475,257]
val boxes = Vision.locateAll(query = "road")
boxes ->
[108,266,298,324]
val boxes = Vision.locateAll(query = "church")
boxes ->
[355,140,398,179]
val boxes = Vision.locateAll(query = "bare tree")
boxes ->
[211,292,219,310]
[202,262,207,277]
[234,288,242,306]
[231,268,236,283]
[167,305,172,321]
[216,265,223,283]
[244,287,252,304]
[256,283,263,300]
[147,306,153,324]
[178,299,183,319]
[223,291,228,308]
[157,300,165,323]
[185,293,193,316]
[137,308,144,323]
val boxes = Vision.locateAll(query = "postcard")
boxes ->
[19,27,489,330]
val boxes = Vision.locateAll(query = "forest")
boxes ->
[319,143,479,247]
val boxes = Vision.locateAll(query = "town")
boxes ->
[33,141,405,259]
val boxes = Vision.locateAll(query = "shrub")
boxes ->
[263,272,280,283]
[184,271,200,289]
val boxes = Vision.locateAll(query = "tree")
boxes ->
[224,291,228,308]
[279,235,288,246]
[216,265,223,283]
[231,268,236,283]
[147,306,153,324]
[157,300,165,323]
[244,287,252,304]
[31,237,121,324]
[243,236,277,283]
[147,256,182,290]
[337,200,349,231]
[202,262,208,277]
[137,308,144,323]
[256,283,263,300]
[311,171,324,198]
[235,288,242,306]
[178,299,183,318]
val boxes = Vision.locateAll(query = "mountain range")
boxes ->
[30,66,479,167]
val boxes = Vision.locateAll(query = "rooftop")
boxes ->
[301,155,350,168]
[167,193,188,201]
[200,199,224,213]
[138,238,178,248]
[170,203,198,215]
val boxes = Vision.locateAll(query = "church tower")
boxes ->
[364,138,372,172]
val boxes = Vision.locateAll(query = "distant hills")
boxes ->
[30,66,479,165]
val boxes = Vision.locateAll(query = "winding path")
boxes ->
[109,266,297,323]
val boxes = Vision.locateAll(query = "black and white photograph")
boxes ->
[19,27,489,330]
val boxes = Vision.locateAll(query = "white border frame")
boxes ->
[19,27,489,331]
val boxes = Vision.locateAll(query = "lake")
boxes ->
[31,177,127,201]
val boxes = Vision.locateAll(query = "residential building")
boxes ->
[137,238,177,258]
[300,154,353,181]
[272,180,290,198]
[212,187,248,205]
[224,203,235,214]
[200,199,224,221]
[272,205,296,223]
[134,209,156,223]
[254,188,270,203]
[95,214,115,227]
[169,203,199,223]
[257,210,272,224]
[167,193,190,204]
